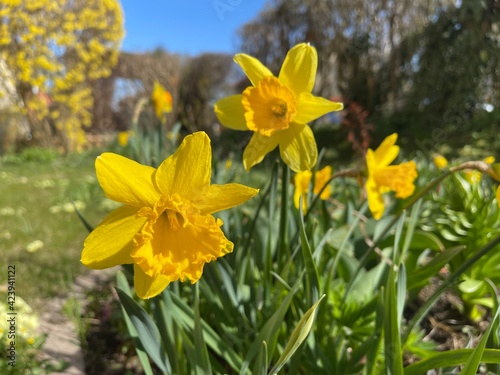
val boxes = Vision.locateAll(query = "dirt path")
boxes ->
[39,268,118,374]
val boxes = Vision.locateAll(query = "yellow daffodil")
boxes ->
[214,43,343,172]
[484,156,495,164]
[117,130,134,147]
[294,170,312,212]
[151,81,173,120]
[433,154,448,169]
[464,170,482,184]
[315,166,332,199]
[293,166,332,212]
[465,156,496,183]
[366,134,418,220]
[81,132,258,299]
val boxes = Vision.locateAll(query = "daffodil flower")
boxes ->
[293,166,332,212]
[81,132,258,299]
[117,130,134,147]
[151,81,173,120]
[366,134,417,220]
[214,43,343,172]
[464,157,495,184]
[433,154,448,169]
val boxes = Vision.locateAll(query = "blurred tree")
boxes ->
[401,0,500,138]
[238,0,451,112]
[0,0,123,152]
[176,53,233,135]
[93,49,181,134]
[237,0,500,144]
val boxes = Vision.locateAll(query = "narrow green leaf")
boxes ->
[258,342,269,375]
[404,233,500,344]
[392,210,406,264]
[164,290,245,373]
[116,272,166,374]
[404,349,500,375]
[459,304,500,375]
[384,269,404,375]
[157,297,180,374]
[397,264,406,330]
[240,278,301,375]
[401,199,423,262]
[362,292,384,375]
[406,246,466,290]
[298,197,320,304]
[325,202,368,298]
[485,279,500,374]
[193,283,212,374]
[268,295,325,375]
[116,287,169,373]
[73,201,93,233]
[277,161,290,265]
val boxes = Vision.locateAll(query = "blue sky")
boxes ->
[120,0,268,55]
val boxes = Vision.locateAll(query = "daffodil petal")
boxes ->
[96,153,161,207]
[294,93,343,124]
[366,177,385,220]
[293,170,312,211]
[133,264,171,299]
[214,94,248,130]
[278,124,318,172]
[195,184,259,215]
[81,206,144,269]
[242,132,279,171]
[155,132,211,199]
[278,43,317,96]
[234,53,273,86]
[132,214,233,285]
[372,133,399,166]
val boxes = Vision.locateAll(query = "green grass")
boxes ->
[0,149,111,309]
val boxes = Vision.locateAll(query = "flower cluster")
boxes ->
[0,296,40,347]
[82,44,420,299]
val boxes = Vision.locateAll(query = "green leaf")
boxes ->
[116,272,159,375]
[397,264,406,330]
[362,292,384,375]
[404,349,500,375]
[116,273,168,374]
[404,233,500,344]
[383,268,404,375]
[485,279,500,374]
[193,283,212,374]
[240,278,301,375]
[73,201,93,233]
[459,304,500,375]
[165,290,245,373]
[268,295,325,375]
[298,197,320,305]
[406,245,465,291]
[405,231,445,252]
